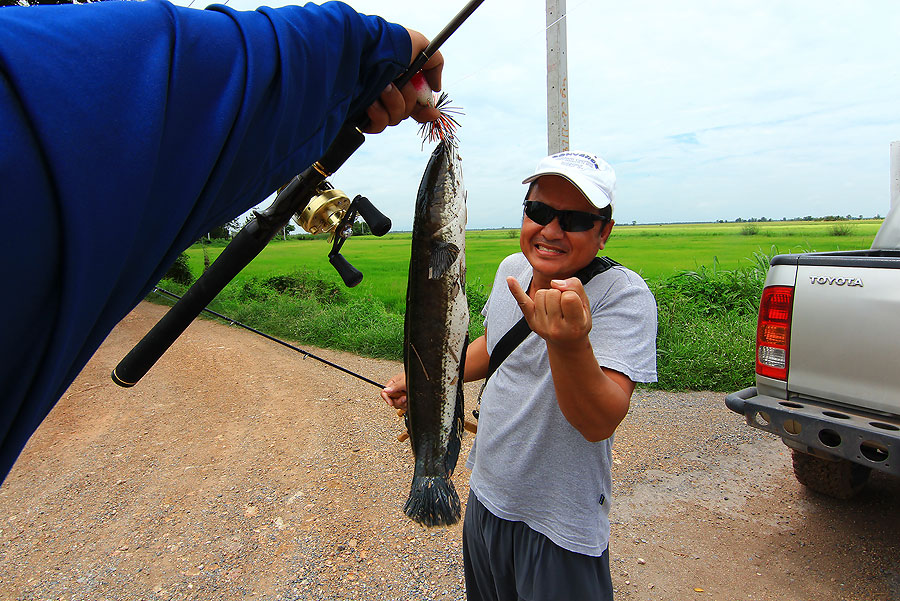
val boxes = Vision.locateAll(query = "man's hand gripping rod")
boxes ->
[112,0,484,388]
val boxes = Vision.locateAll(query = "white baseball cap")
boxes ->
[522,151,616,212]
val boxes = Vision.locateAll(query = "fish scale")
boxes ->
[403,140,468,527]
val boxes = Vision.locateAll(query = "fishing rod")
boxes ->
[151,287,478,439]
[112,0,485,389]
[151,287,384,389]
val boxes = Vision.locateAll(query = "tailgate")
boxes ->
[789,262,900,415]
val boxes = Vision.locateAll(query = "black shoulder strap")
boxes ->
[484,256,620,382]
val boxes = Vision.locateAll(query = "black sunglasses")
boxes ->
[522,200,609,232]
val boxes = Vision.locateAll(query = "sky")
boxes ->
[173,0,900,230]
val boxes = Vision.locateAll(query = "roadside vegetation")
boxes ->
[649,256,767,390]
[159,221,880,392]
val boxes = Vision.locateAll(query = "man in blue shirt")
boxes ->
[0,0,444,482]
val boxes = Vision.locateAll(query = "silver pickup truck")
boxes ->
[726,190,900,499]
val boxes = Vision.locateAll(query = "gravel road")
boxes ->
[0,301,897,600]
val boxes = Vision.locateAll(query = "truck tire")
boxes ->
[790,449,870,499]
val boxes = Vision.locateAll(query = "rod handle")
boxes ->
[111,222,270,387]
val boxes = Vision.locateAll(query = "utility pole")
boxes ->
[546,0,569,154]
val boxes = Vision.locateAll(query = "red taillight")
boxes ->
[756,285,793,380]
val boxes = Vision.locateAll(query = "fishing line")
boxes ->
[151,287,385,390]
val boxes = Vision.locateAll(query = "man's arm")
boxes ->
[463,335,490,383]
[0,0,443,483]
[507,277,634,442]
[545,340,633,442]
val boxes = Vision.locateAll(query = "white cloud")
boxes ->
[177,0,900,228]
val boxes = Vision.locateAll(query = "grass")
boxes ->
[182,221,881,304]
[160,220,881,392]
[184,230,521,314]
[828,223,856,237]
[649,258,766,390]
[604,220,880,279]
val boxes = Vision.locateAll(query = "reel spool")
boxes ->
[293,183,351,238]
[290,181,392,287]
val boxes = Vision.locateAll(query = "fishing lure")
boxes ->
[411,72,463,147]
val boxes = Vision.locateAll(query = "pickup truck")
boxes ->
[726,200,900,499]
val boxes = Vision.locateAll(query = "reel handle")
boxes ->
[353,195,391,236]
[329,253,363,287]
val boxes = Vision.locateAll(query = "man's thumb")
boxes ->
[506,276,532,314]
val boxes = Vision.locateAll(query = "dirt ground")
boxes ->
[0,301,898,601]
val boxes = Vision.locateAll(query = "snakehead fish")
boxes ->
[403,140,468,527]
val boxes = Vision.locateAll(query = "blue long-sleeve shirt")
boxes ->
[0,0,410,481]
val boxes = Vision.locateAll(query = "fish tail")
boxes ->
[404,476,461,527]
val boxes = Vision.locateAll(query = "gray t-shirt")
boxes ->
[466,252,657,556]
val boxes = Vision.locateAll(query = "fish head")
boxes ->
[416,142,466,235]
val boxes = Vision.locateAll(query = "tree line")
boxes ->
[202,216,372,242]
[719,214,881,224]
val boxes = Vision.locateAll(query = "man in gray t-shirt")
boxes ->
[383,151,657,600]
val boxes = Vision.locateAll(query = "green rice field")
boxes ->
[162,219,884,391]
[184,220,881,313]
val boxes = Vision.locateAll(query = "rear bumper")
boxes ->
[725,387,900,477]
[724,386,755,415]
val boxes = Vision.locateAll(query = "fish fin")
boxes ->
[442,385,465,477]
[403,411,412,452]
[429,241,460,279]
[404,476,461,527]
[443,335,468,477]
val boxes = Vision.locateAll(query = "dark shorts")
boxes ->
[463,490,614,601]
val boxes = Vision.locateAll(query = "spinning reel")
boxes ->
[288,181,392,287]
